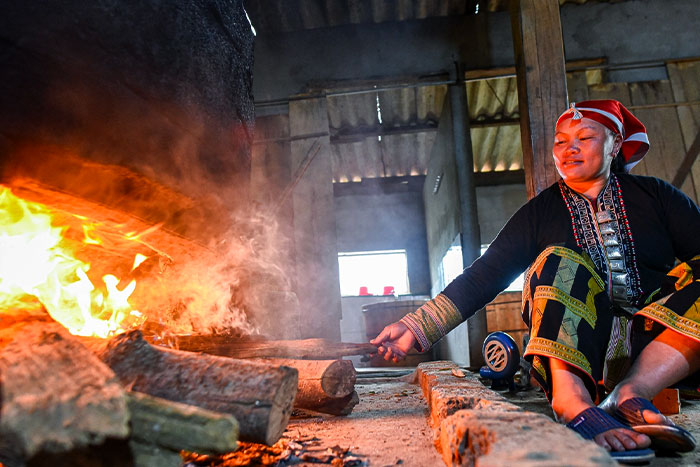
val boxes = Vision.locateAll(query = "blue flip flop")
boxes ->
[567,407,655,464]
[614,397,697,452]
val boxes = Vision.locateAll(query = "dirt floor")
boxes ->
[282,377,440,466]
[185,369,440,467]
[186,368,700,467]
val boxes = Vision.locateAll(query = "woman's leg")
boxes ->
[601,258,700,422]
[600,328,700,424]
[550,358,651,451]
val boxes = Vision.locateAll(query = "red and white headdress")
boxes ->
[556,99,650,170]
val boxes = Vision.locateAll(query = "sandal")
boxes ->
[613,397,697,452]
[567,407,655,464]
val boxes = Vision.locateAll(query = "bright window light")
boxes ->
[338,250,409,297]
[439,244,524,292]
[441,245,464,286]
[481,245,523,291]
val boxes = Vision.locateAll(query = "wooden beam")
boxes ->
[473,169,526,186]
[464,58,607,81]
[510,0,568,198]
[329,119,521,145]
[330,122,438,144]
[672,129,700,189]
[333,175,426,197]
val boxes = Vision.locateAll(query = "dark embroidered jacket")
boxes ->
[442,174,700,321]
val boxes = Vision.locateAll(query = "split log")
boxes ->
[83,330,297,445]
[0,320,128,464]
[174,335,378,359]
[253,358,357,414]
[127,391,238,454]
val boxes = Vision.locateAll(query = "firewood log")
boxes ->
[252,358,357,414]
[126,391,238,453]
[83,330,297,445]
[0,321,128,463]
[301,391,360,416]
[174,335,378,359]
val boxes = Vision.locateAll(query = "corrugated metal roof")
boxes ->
[328,76,522,182]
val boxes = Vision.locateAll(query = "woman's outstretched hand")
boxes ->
[370,321,417,363]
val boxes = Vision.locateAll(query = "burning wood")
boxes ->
[184,436,368,467]
[83,330,298,445]
[0,185,345,461]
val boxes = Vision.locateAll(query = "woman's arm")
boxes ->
[374,197,542,356]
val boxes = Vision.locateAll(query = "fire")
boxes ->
[0,186,144,337]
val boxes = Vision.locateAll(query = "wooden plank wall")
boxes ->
[485,292,528,354]
[567,59,700,203]
[668,60,700,201]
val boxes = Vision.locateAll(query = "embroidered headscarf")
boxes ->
[556,99,650,170]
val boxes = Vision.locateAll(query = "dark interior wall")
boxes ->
[334,186,431,295]
[252,0,699,104]
[0,0,255,236]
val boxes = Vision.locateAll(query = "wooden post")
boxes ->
[510,0,568,198]
[288,98,342,341]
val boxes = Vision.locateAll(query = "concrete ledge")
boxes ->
[417,361,616,466]
[440,410,616,466]
[416,361,520,427]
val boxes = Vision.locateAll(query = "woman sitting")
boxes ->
[372,100,700,463]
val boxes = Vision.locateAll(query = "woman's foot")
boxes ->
[599,384,670,426]
[549,358,650,452]
[553,392,651,452]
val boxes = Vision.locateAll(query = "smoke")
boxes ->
[0,0,297,339]
[130,205,299,340]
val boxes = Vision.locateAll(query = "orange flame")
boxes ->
[0,186,144,337]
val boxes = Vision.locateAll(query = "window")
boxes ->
[338,250,409,297]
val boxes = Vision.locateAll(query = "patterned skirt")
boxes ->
[522,245,700,402]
